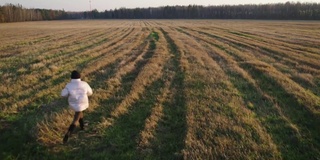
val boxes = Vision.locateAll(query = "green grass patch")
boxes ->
[236,64,320,159]
[228,31,253,38]
[151,31,159,41]
[148,31,158,50]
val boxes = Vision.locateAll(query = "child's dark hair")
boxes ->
[71,70,81,79]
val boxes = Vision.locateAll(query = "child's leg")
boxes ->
[63,111,82,143]
[78,112,84,130]
[72,111,82,125]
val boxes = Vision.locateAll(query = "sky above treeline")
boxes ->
[0,0,318,11]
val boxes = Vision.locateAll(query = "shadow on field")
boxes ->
[227,63,320,159]
[192,25,320,159]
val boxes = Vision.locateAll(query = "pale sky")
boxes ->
[0,0,318,11]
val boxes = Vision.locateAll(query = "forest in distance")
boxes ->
[0,1,320,23]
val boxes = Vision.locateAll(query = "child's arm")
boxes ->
[61,87,69,97]
[86,83,93,96]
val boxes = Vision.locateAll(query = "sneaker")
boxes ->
[63,134,69,144]
[79,118,84,130]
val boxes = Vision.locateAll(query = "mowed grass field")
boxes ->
[0,20,319,159]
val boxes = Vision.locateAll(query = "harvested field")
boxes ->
[0,20,319,159]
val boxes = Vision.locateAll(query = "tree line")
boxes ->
[71,2,320,20]
[1,2,320,23]
[0,4,67,22]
